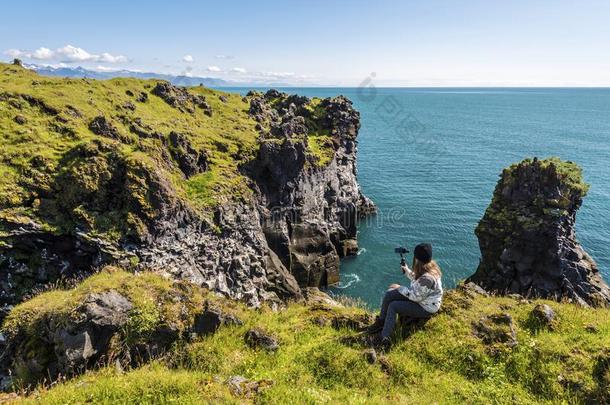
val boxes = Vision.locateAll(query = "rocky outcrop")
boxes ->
[89,116,122,140]
[0,222,121,315]
[468,158,610,307]
[167,131,209,178]
[151,81,211,115]
[244,328,279,352]
[1,140,300,309]
[0,270,227,386]
[0,72,373,310]
[192,306,242,336]
[247,90,376,290]
[473,313,518,348]
[530,304,557,329]
[226,375,274,398]
[1,290,134,382]
[101,90,375,306]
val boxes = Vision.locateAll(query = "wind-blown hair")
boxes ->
[412,258,442,280]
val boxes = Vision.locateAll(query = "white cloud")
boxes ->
[5,49,24,58]
[98,52,127,63]
[231,67,247,74]
[260,71,295,78]
[3,44,127,64]
[4,48,51,59]
[32,47,54,60]
[182,54,194,63]
[215,54,234,60]
[56,45,96,62]
[207,66,221,72]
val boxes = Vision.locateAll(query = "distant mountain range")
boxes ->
[26,64,253,88]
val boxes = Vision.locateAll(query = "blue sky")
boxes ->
[2,0,610,86]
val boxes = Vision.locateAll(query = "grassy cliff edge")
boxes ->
[1,269,608,404]
[0,62,335,241]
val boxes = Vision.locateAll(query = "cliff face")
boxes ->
[0,63,374,311]
[468,158,610,307]
[247,91,375,288]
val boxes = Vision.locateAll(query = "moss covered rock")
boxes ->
[468,157,610,307]
[0,268,206,386]
[0,63,374,309]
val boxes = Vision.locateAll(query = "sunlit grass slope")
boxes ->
[2,269,608,404]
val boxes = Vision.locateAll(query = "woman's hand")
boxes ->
[388,283,401,290]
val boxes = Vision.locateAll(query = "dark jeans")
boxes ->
[379,288,431,339]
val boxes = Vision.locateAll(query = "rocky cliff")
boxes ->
[246,90,375,288]
[0,62,374,314]
[468,157,610,307]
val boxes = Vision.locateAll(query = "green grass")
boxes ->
[3,273,609,404]
[14,365,237,405]
[1,268,205,385]
[3,267,204,338]
[0,63,260,238]
[0,63,338,242]
[307,135,335,167]
[501,157,590,198]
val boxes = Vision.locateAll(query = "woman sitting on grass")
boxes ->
[367,243,443,350]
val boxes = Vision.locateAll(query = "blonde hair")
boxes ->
[412,258,442,280]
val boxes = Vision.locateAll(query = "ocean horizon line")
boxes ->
[214,85,610,89]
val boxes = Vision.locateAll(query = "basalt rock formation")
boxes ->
[0,269,209,386]
[246,90,376,288]
[468,157,610,307]
[0,63,374,314]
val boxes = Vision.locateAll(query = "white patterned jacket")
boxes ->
[397,264,443,313]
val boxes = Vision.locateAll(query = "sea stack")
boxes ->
[468,157,610,307]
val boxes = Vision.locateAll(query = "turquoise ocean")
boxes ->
[232,87,610,307]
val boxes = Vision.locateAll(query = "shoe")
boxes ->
[366,316,384,334]
[366,332,382,346]
[380,337,391,352]
[367,333,392,352]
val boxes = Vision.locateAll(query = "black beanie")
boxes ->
[414,243,432,264]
